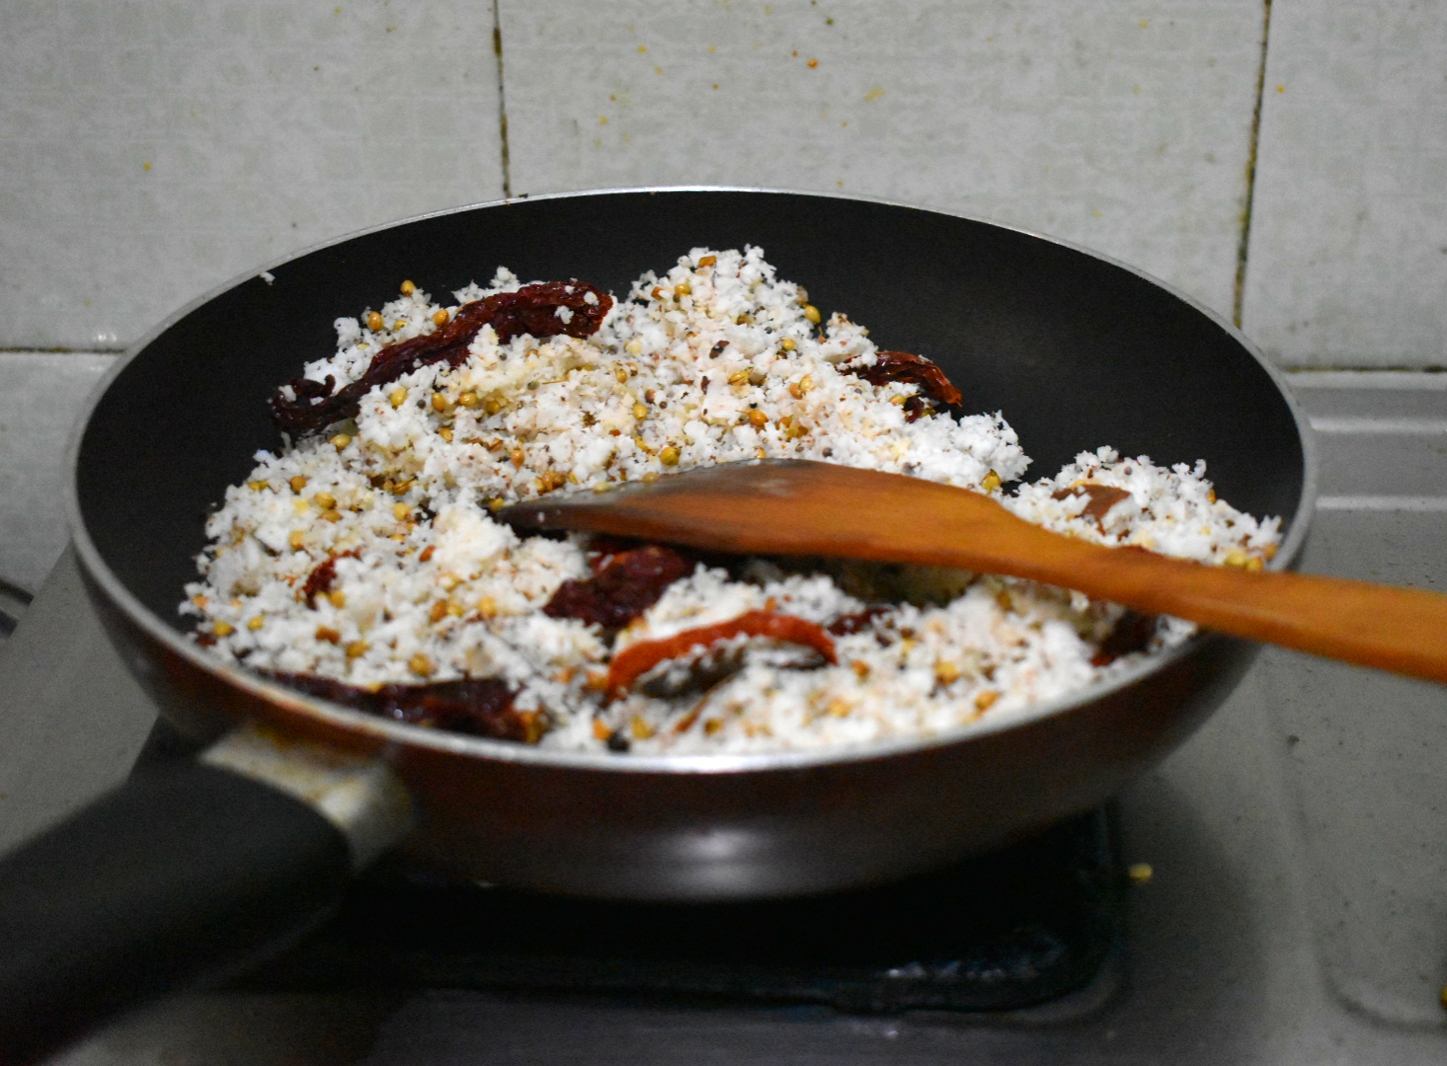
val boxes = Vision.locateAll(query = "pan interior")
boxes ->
[76,190,1305,634]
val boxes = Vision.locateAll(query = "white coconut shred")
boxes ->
[182,247,1280,755]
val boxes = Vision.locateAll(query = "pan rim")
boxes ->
[63,185,1318,775]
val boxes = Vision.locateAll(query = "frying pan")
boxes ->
[0,188,1313,1061]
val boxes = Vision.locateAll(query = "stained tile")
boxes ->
[1242,1,1447,367]
[0,0,505,351]
[499,0,1265,321]
[1258,371,1447,1023]
[0,353,116,592]
[1258,512,1447,1025]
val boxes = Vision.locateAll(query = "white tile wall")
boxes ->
[1,0,504,350]
[501,0,1264,320]
[0,353,115,591]
[1243,1,1447,367]
[2,0,1445,362]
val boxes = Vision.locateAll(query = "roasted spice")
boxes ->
[271,280,613,436]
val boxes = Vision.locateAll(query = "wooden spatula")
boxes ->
[502,459,1447,684]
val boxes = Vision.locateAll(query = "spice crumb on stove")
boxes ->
[1128,862,1154,883]
[183,246,1281,755]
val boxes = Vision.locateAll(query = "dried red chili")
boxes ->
[826,605,892,636]
[1090,609,1158,667]
[582,536,650,573]
[845,350,963,421]
[269,671,539,742]
[271,280,613,437]
[301,549,359,607]
[606,610,838,699]
[543,542,696,630]
[1051,483,1133,531]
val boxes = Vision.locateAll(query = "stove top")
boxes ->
[130,714,1125,1016]
[2,374,1445,1063]
[239,811,1123,1015]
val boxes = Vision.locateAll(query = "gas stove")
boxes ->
[1,372,1444,1064]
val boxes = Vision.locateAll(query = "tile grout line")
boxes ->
[1286,369,1447,387]
[1316,496,1447,511]
[1309,417,1447,434]
[0,348,124,356]
[1232,0,1273,329]
[492,0,512,199]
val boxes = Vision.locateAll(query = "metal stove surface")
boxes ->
[1,373,1445,1064]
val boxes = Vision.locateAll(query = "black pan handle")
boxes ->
[0,729,411,1065]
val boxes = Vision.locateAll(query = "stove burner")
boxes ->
[135,721,1124,1014]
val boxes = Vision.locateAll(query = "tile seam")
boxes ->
[1232,0,1273,329]
[0,349,124,356]
[492,1,512,198]
[1286,370,1447,389]
[1315,496,1447,512]
[1309,418,1447,435]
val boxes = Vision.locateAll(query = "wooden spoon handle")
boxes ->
[753,469,1447,684]
[503,460,1447,684]
[914,500,1447,684]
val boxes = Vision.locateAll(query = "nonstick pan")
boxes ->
[0,188,1313,1061]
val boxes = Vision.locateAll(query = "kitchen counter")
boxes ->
[1,365,1444,1064]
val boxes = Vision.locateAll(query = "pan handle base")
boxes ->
[200,722,413,871]
[0,758,355,1065]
